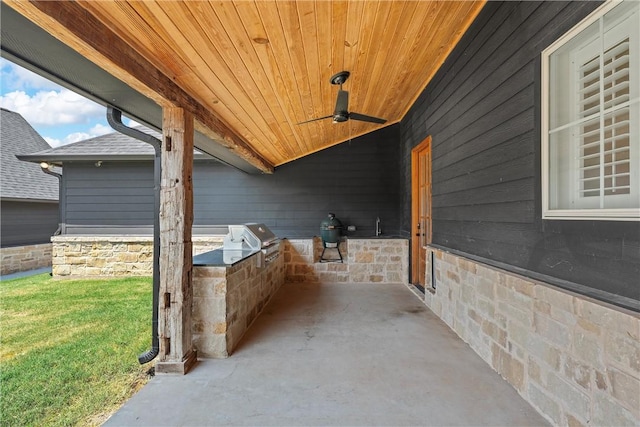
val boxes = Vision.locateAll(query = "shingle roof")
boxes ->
[23,126,160,159]
[19,126,207,163]
[1,108,58,201]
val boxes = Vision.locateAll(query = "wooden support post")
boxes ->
[155,106,197,374]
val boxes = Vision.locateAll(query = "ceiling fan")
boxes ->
[298,71,387,125]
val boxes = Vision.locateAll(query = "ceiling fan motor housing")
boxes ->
[330,71,350,86]
[333,112,349,123]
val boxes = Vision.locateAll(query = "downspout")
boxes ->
[106,107,161,365]
[39,163,63,235]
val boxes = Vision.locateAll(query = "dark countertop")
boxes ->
[193,248,259,267]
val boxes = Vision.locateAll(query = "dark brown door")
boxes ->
[411,136,432,286]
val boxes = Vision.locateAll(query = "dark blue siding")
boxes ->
[195,124,402,238]
[63,161,155,233]
[0,200,59,247]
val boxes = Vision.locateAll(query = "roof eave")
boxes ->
[1,196,59,203]
[16,152,217,165]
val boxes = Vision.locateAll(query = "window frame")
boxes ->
[541,0,640,221]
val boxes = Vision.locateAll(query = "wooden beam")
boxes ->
[156,107,197,374]
[4,0,274,174]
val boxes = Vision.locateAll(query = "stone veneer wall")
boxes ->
[284,238,408,284]
[0,243,52,275]
[424,246,640,426]
[192,247,285,358]
[51,235,224,277]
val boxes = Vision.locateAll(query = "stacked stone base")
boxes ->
[424,246,640,426]
[50,236,409,285]
[0,243,52,275]
[284,238,408,284]
[192,247,285,358]
[51,235,224,277]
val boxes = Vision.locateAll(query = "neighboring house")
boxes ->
[0,108,59,274]
[11,2,640,424]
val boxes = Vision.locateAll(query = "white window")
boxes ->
[542,0,640,220]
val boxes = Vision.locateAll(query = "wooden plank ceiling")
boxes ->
[5,1,484,171]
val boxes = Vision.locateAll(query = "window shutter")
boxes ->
[578,38,631,199]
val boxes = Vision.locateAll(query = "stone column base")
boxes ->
[155,349,198,375]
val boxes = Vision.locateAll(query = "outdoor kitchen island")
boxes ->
[191,235,408,359]
[191,225,285,359]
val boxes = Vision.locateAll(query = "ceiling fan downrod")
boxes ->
[297,70,386,125]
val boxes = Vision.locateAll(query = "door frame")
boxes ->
[411,135,432,286]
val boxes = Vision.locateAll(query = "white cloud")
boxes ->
[0,89,104,126]
[43,136,63,148]
[1,59,62,92]
[1,59,104,126]
[89,123,112,136]
[125,118,141,128]
[44,123,113,148]
[1,59,112,148]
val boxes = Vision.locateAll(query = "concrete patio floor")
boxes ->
[105,281,548,426]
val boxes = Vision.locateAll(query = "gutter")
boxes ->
[107,106,161,365]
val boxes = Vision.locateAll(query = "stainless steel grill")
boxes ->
[223,223,280,267]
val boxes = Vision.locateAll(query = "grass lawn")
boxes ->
[1,274,153,426]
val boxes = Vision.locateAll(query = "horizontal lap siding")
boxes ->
[401,1,640,302]
[0,201,59,246]
[64,162,154,230]
[194,125,401,238]
[63,125,401,239]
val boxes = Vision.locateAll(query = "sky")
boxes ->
[0,58,137,148]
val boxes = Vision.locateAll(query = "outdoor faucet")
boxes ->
[376,217,381,236]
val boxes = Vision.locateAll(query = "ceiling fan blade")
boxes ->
[297,114,333,125]
[334,90,349,114]
[349,112,387,124]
